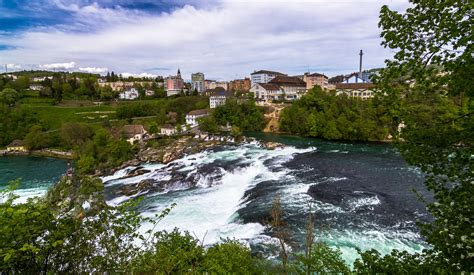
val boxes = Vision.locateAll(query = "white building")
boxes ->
[122,125,147,144]
[254,76,307,102]
[209,89,230,108]
[250,83,282,102]
[29,84,44,91]
[186,109,209,125]
[161,124,177,136]
[145,89,154,96]
[250,70,286,86]
[32,76,52,82]
[119,88,139,100]
[335,83,376,99]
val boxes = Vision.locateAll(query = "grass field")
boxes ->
[18,97,208,130]
[22,102,117,129]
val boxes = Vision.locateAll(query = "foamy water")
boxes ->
[101,143,428,265]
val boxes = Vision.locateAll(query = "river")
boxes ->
[0,135,431,265]
[0,156,68,203]
[101,134,432,265]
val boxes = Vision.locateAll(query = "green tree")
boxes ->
[366,0,473,272]
[201,239,255,274]
[60,122,94,149]
[0,88,20,106]
[132,229,204,273]
[23,125,51,150]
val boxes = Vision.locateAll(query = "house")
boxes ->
[29,84,44,91]
[303,72,329,90]
[186,109,209,125]
[161,124,177,136]
[267,75,307,101]
[145,89,155,96]
[122,125,147,144]
[32,76,52,82]
[6,140,27,152]
[250,70,286,86]
[250,83,282,102]
[165,69,184,96]
[335,83,376,99]
[229,78,251,93]
[119,88,139,100]
[209,88,231,108]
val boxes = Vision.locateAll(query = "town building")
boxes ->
[121,125,147,144]
[145,89,155,97]
[119,88,139,100]
[267,75,307,100]
[6,140,27,152]
[250,70,286,86]
[250,83,282,102]
[29,84,44,91]
[98,81,152,91]
[335,83,376,99]
[165,69,184,96]
[209,88,231,108]
[186,109,209,125]
[161,124,177,136]
[205,80,228,91]
[191,72,205,93]
[32,76,52,82]
[303,72,329,90]
[229,78,251,93]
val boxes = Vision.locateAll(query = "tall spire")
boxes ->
[177,68,181,78]
[359,50,363,81]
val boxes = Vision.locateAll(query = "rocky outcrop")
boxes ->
[120,179,162,196]
[263,141,284,150]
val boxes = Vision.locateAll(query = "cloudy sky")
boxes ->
[0,0,408,80]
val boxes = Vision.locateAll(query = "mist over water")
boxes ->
[102,134,432,264]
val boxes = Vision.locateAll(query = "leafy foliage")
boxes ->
[364,0,474,272]
[280,86,390,141]
[76,128,136,174]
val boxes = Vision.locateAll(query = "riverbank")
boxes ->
[1,148,74,160]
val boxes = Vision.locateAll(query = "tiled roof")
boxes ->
[122,125,145,137]
[269,76,306,87]
[7,139,24,147]
[161,124,175,129]
[259,83,281,91]
[251,70,286,76]
[187,109,209,116]
[307,72,328,78]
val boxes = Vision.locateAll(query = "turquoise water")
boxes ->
[102,134,429,265]
[0,156,68,201]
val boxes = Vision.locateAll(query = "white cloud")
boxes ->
[121,72,158,79]
[79,67,108,74]
[39,61,76,70]
[0,0,409,79]
[6,64,22,70]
